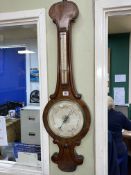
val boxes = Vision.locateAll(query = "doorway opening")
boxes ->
[108,15,131,175]
[0,9,49,175]
[95,1,131,175]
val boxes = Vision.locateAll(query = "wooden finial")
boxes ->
[49,0,79,30]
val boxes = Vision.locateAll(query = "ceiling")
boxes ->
[108,15,131,34]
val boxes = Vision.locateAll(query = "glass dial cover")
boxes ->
[48,100,84,138]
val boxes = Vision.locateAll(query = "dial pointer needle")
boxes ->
[58,115,69,129]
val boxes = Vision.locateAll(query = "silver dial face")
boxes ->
[48,100,84,138]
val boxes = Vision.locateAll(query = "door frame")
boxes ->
[0,9,49,175]
[95,0,131,175]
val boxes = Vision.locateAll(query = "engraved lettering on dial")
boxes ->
[60,32,68,84]
[48,100,84,138]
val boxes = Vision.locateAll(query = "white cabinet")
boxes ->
[20,105,40,145]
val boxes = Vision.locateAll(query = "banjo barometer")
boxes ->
[43,0,91,172]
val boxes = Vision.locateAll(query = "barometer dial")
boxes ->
[48,100,84,138]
